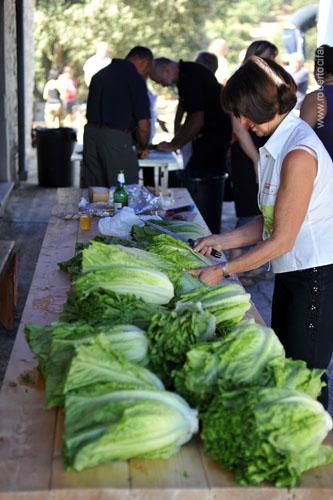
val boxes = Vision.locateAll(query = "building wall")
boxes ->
[0,0,35,183]
[24,0,35,173]
[2,0,18,182]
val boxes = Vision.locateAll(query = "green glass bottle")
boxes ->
[113,171,128,213]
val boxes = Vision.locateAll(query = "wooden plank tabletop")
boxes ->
[0,187,332,499]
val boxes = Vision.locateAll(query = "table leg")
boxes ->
[161,165,169,190]
[138,168,144,186]
[154,166,159,188]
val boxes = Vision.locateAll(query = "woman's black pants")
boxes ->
[272,264,333,409]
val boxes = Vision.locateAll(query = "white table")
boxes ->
[72,147,183,189]
[138,150,183,189]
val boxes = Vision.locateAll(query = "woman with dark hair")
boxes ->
[229,41,278,259]
[189,57,333,408]
[301,45,333,160]
[243,40,278,62]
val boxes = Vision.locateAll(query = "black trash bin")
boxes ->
[182,173,228,233]
[35,127,77,187]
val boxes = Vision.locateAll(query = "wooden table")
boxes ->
[0,188,332,499]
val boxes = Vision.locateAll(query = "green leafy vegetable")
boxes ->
[58,242,87,277]
[271,358,324,399]
[60,290,165,329]
[80,240,197,297]
[132,219,208,246]
[174,321,325,409]
[148,234,211,269]
[64,333,163,394]
[74,265,174,305]
[64,386,198,471]
[43,322,149,408]
[25,323,54,375]
[202,386,333,487]
[178,284,251,330]
[175,271,206,296]
[147,301,216,385]
[58,237,143,277]
[82,240,173,274]
[174,320,285,407]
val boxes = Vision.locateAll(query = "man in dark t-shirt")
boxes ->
[150,58,231,178]
[83,46,153,187]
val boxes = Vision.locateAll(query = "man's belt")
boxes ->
[88,123,132,134]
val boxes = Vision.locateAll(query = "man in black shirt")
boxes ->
[83,46,153,187]
[150,58,231,178]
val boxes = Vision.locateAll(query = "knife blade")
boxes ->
[141,219,222,259]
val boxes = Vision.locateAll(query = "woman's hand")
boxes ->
[187,264,224,285]
[193,235,223,256]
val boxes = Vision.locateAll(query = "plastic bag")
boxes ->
[98,207,161,238]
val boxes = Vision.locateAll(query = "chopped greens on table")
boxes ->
[24,218,333,482]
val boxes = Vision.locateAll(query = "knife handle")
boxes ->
[188,239,222,259]
[211,248,222,259]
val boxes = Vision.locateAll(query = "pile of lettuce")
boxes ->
[26,321,150,408]
[188,319,333,487]
[201,386,333,487]
[62,335,199,470]
[23,223,333,482]
[174,320,324,408]
[75,240,203,298]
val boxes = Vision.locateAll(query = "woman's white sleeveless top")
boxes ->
[258,112,333,273]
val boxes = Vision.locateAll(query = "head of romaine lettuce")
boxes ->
[147,301,216,386]
[64,333,163,395]
[174,320,285,408]
[63,386,199,471]
[148,234,211,269]
[201,385,333,487]
[74,265,174,305]
[43,322,151,408]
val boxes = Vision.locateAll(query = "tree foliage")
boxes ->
[34,0,226,99]
[34,0,320,100]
